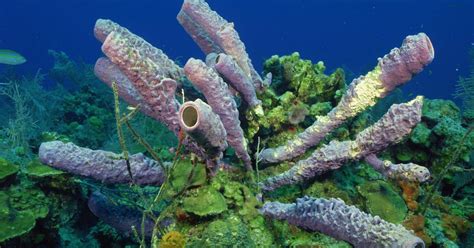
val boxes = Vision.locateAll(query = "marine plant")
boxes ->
[32,0,460,247]
[454,48,474,119]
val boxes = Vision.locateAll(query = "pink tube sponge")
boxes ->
[364,154,430,183]
[213,53,262,109]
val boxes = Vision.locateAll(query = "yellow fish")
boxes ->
[0,49,27,65]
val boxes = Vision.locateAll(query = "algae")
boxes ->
[0,157,19,182]
[182,186,227,217]
[358,180,408,223]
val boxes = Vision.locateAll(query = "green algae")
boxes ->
[263,52,345,104]
[0,191,36,243]
[170,159,207,194]
[0,186,50,242]
[246,52,346,141]
[271,218,351,248]
[187,215,255,247]
[182,186,227,217]
[25,159,64,177]
[422,99,461,123]
[304,180,352,205]
[0,157,19,182]
[309,101,332,117]
[410,123,432,147]
[358,180,407,223]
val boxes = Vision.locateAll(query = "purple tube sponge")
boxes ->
[261,97,424,191]
[39,141,165,186]
[260,196,425,248]
[184,58,252,171]
[94,57,155,118]
[259,33,434,164]
[179,99,228,172]
[88,191,155,237]
[96,21,206,159]
[101,31,182,134]
[94,19,184,82]
[364,154,430,183]
[213,53,262,111]
[177,0,264,91]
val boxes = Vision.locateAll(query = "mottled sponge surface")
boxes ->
[261,97,423,191]
[101,31,182,134]
[39,141,165,185]
[261,196,425,248]
[94,57,155,118]
[184,58,252,170]
[177,0,263,91]
[94,19,184,81]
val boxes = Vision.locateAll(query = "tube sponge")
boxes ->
[179,99,228,172]
[213,53,262,109]
[184,58,252,171]
[88,191,155,237]
[39,141,165,185]
[261,97,424,191]
[261,196,425,248]
[101,31,182,134]
[94,19,184,81]
[259,33,434,164]
[364,154,430,183]
[94,57,155,118]
[177,0,264,91]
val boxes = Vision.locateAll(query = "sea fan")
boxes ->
[454,48,474,120]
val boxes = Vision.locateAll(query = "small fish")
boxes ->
[0,49,27,65]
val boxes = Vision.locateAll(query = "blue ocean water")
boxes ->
[0,0,472,100]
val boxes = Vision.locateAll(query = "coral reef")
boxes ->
[23,0,474,247]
